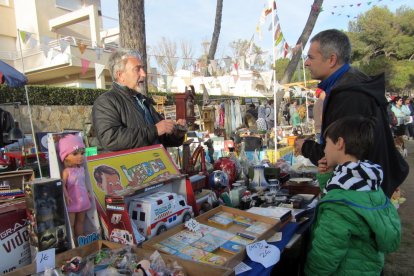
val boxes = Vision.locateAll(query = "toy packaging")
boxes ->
[48,132,101,247]
[24,178,72,256]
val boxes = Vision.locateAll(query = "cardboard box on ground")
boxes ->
[6,240,234,276]
[0,170,34,274]
[85,144,193,245]
[47,132,101,247]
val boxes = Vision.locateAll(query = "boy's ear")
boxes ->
[336,137,345,150]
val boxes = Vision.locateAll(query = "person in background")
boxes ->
[246,103,258,120]
[265,99,274,130]
[403,96,414,139]
[305,116,401,275]
[289,100,301,127]
[295,29,408,197]
[313,88,325,143]
[92,49,186,152]
[391,96,410,138]
[256,105,268,131]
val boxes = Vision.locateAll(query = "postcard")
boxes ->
[153,243,178,254]
[179,245,209,260]
[159,237,187,251]
[220,240,244,254]
[211,228,236,240]
[234,215,255,227]
[199,253,228,266]
[245,221,272,235]
[230,235,254,246]
[191,234,227,252]
[170,230,203,244]
[208,214,233,228]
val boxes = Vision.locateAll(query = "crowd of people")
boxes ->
[388,95,414,139]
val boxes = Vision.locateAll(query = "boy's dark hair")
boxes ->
[93,165,120,183]
[323,116,376,160]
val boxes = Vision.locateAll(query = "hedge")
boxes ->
[0,85,249,106]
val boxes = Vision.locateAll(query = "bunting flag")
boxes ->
[29,37,38,49]
[95,47,103,60]
[59,39,69,53]
[77,42,87,54]
[95,63,105,77]
[19,30,32,43]
[260,71,273,90]
[81,58,90,76]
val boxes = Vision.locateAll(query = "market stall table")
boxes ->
[4,151,46,169]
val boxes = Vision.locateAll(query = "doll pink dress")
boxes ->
[66,167,91,212]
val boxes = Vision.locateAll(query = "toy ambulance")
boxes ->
[129,191,193,239]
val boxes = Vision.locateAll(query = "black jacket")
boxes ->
[302,67,409,197]
[92,83,184,152]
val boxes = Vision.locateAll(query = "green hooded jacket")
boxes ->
[304,188,401,275]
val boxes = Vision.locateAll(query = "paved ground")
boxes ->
[384,139,414,275]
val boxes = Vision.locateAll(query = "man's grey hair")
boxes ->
[310,29,351,64]
[108,49,142,81]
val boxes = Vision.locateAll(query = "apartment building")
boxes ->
[0,0,114,88]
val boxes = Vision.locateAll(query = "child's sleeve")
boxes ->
[304,207,350,275]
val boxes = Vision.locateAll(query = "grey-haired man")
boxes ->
[92,49,186,151]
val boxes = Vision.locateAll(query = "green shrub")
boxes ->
[0,85,248,106]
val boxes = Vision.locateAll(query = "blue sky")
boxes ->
[101,0,413,58]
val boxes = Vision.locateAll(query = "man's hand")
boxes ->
[156,119,175,135]
[294,138,306,156]
[176,119,186,126]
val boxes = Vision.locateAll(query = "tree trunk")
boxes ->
[207,0,223,75]
[118,0,148,95]
[280,0,323,85]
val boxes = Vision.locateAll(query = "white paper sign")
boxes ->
[184,218,200,232]
[235,262,252,275]
[246,240,280,268]
[36,248,55,273]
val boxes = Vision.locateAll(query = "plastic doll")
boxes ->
[58,134,91,242]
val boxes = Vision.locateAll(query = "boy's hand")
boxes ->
[318,157,331,173]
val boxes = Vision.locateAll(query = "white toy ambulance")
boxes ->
[129,191,193,239]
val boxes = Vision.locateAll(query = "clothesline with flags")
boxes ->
[16,29,275,79]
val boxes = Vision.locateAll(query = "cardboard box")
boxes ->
[7,240,233,276]
[0,170,34,275]
[144,205,281,268]
[24,178,72,254]
[0,200,31,275]
[47,132,101,247]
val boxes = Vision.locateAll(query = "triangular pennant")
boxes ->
[19,30,26,43]
[19,30,32,43]
[77,42,87,54]
[275,32,284,46]
[223,57,232,69]
[29,37,38,49]
[81,58,90,76]
[260,71,273,90]
[95,63,105,77]
[95,47,103,60]
[40,43,50,57]
[59,39,69,52]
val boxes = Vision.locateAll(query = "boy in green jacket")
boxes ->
[304,116,401,275]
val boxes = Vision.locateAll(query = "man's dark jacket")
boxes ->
[92,83,184,151]
[302,67,409,197]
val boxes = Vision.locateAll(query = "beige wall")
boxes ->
[0,0,16,38]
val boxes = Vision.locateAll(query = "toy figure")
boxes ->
[36,186,57,233]
[58,134,91,242]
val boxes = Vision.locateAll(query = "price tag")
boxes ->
[36,248,55,273]
[184,218,200,232]
[246,240,280,268]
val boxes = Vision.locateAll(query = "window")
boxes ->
[131,210,137,221]
[139,212,145,222]
[179,200,185,207]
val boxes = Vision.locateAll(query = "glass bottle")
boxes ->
[250,165,269,192]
